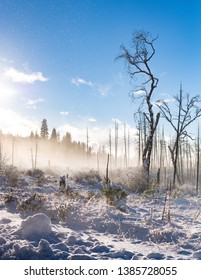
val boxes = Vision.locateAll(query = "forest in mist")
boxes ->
[0,114,200,191]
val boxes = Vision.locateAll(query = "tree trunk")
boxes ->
[196,125,200,195]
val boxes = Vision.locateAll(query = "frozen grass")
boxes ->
[0,166,201,260]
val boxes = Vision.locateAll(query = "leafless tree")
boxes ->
[156,83,201,188]
[117,30,160,179]
[196,125,200,195]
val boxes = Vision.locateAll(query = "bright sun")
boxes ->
[0,79,16,106]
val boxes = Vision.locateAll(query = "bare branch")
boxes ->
[157,85,201,187]
[116,30,160,177]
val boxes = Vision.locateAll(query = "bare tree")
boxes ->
[0,141,7,174]
[196,124,200,195]
[117,30,160,179]
[114,120,119,168]
[156,83,201,188]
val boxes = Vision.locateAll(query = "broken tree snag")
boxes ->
[117,31,160,182]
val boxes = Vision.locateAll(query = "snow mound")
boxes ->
[192,250,201,259]
[17,213,52,240]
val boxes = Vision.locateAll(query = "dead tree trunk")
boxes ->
[196,125,200,195]
[157,83,201,188]
[114,120,118,168]
[117,31,160,182]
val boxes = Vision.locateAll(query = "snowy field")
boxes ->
[0,168,201,260]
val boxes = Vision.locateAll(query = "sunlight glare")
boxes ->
[0,79,16,106]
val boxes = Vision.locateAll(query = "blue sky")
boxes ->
[0,0,201,145]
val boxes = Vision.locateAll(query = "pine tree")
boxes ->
[29,131,35,139]
[50,128,57,141]
[40,119,49,139]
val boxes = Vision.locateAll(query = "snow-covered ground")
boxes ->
[0,168,201,260]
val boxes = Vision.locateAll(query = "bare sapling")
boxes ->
[105,153,110,189]
[167,180,172,224]
[162,186,168,221]
[196,124,200,195]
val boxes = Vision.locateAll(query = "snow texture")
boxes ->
[0,171,201,260]
[16,213,52,240]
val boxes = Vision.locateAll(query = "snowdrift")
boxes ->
[0,170,201,260]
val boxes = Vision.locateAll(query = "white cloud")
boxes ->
[60,111,69,116]
[134,89,146,95]
[88,118,96,122]
[4,67,48,84]
[0,108,39,136]
[70,76,115,96]
[154,98,175,106]
[112,118,122,124]
[1,57,13,64]
[71,77,93,87]
[25,98,44,109]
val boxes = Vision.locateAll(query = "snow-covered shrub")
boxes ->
[4,192,18,204]
[26,168,44,177]
[110,167,156,193]
[86,190,99,201]
[102,185,127,202]
[26,169,46,185]
[4,165,20,188]
[56,204,68,221]
[18,194,46,212]
[101,185,127,212]
[73,169,102,185]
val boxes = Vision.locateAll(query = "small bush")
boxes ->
[60,186,76,198]
[101,184,128,212]
[4,192,18,204]
[102,185,127,202]
[26,169,45,185]
[4,165,20,188]
[73,169,102,185]
[110,167,156,193]
[18,194,46,212]
[56,204,68,221]
[26,168,44,177]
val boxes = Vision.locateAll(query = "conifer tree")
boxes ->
[50,128,57,141]
[40,119,49,139]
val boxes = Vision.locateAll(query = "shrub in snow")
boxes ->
[102,185,127,201]
[101,163,128,212]
[110,167,157,193]
[56,203,68,221]
[4,165,20,188]
[73,169,102,185]
[4,192,18,204]
[149,228,186,244]
[17,213,52,240]
[18,194,46,212]
[26,169,45,185]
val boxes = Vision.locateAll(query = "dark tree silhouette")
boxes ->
[117,30,160,180]
[50,128,57,141]
[40,119,49,139]
[156,83,201,188]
